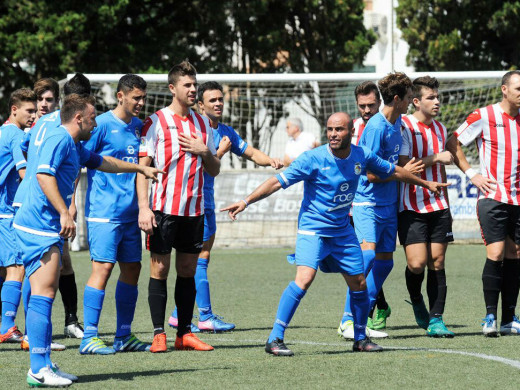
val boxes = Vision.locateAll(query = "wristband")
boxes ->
[465,168,478,180]
[241,199,249,208]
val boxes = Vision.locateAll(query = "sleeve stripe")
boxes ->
[37,164,56,173]
[15,160,26,167]
[279,172,289,186]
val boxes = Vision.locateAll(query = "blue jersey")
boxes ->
[14,111,61,208]
[204,123,248,210]
[354,112,402,206]
[13,126,102,236]
[0,123,27,216]
[276,144,395,237]
[83,111,142,223]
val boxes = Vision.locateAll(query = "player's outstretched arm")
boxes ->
[178,133,220,177]
[392,165,449,196]
[243,146,284,169]
[369,157,424,183]
[221,176,282,220]
[136,156,157,235]
[97,156,164,182]
[37,173,76,240]
[446,135,496,194]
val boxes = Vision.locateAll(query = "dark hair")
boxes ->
[197,81,223,102]
[9,88,36,113]
[354,81,380,102]
[412,76,439,100]
[502,70,520,87]
[63,73,91,96]
[167,60,197,86]
[60,94,96,123]
[34,78,60,101]
[378,72,413,104]
[117,74,147,93]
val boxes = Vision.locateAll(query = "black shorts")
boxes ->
[147,211,204,254]
[398,209,454,246]
[477,198,520,245]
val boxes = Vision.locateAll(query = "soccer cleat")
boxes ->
[0,325,24,343]
[20,335,65,351]
[352,337,383,352]
[64,322,84,339]
[372,306,392,330]
[168,316,201,333]
[150,332,167,353]
[338,320,388,340]
[482,314,498,337]
[79,336,115,355]
[27,366,72,388]
[198,315,235,332]
[426,317,455,338]
[366,317,374,330]
[265,338,294,356]
[175,332,214,351]
[51,363,78,382]
[500,315,520,335]
[411,300,430,330]
[113,333,151,352]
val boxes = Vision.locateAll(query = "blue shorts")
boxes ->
[203,209,216,242]
[0,217,22,267]
[14,228,63,278]
[87,221,142,263]
[288,230,364,276]
[352,204,398,253]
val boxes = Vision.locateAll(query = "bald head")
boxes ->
[326,112,353,155]
[327,112,353,132]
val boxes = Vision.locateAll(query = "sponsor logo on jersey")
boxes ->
[127,145,135,155]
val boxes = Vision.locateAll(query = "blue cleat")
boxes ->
[79,336,115,355]
[198,315,235,332]
[113,333,151,352]
[168,316,200,333]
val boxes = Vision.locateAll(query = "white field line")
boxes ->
[202,337,520,370]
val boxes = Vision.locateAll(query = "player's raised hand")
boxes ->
[59,211,76,240]
[179,133,209,155]
[220,201,247,221]
[436,150,454,165]
[404,157,424,175]
[471,174,496,195]
[139,207,157,235]
[218,136,232,156]
[269,158,284,169]
[140,166,165,182]
[426,181,450,195]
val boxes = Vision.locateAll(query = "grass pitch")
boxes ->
[1,244,519,389]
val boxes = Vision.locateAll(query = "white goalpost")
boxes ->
[70,71,504,250]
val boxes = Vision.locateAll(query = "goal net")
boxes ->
[70,72,503,249]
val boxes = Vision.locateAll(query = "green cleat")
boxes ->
[367,317,374,330]
[411,299,430,330]
[372,306,391,330]
[427,317,455,338]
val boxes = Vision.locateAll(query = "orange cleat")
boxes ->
[21,337,29,351]
[149,332,167,353]
[174,332,214,351]
[0,325,23,343]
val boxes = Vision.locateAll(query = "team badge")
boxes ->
[140,136,146,146]
[135,128,140,139]
[354,162,362,175]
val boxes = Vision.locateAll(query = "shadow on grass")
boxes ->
[388,324,466,331]
[79,367,231,383]
[210,344,262,350]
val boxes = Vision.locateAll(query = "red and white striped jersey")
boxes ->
[399,115,449,213]
[352,117,365,146]
[139,107,216,216]
[455,103,520,205]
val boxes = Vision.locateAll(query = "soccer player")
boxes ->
[15,74,91,351]
[80,74,150,354]
[283,117,320,166]
[339,72,414,339]
[399,76,455,337]
[222,112,448,356]
[138,60,220,353]
[446,70,520,337]
[34,78,59,119]
[13,94,161,387]
[0,89,35,344]
[168,81,283,332]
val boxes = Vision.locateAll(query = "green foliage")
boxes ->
[396,0,520,71]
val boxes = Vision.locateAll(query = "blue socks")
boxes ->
[366,259,394,311]
[1,280,22,333]
[115,280,138,338]
[350,289,369,341]
[83,286,105,339]
[341,249,376,323]
[268,281,306,342]
[195,258,212,321]
[27,295,53,374]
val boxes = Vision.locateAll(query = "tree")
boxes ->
[396,0,520,71]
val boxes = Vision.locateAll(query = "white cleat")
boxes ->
[27,366,72,387]
[338,320,388,340]
[500,316,520,335]
[482,314,498,337]
[64,322,84,339]
[52,362,78,382]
